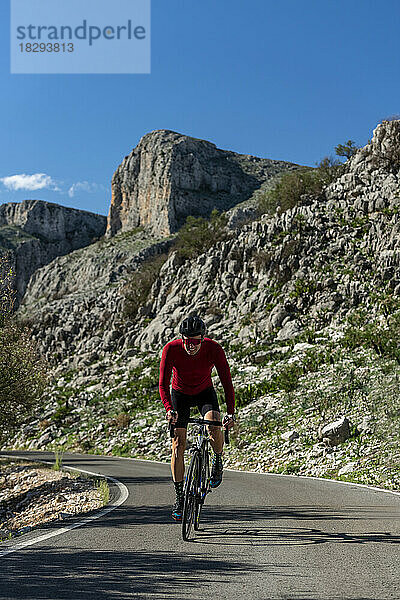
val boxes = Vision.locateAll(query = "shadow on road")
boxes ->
[0,546,392,600]
[200,504,400,524]
[192,506,400,547]
[192,525,400,547]
[113,475,171,485]
[30,503,400,549]
[0,548,273,599]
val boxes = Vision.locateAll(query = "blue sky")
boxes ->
[1,0,399,217]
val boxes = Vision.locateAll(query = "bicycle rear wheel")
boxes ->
[182,452,200,541]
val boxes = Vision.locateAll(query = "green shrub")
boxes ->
[342,309,400,363]
[52,449,63,471]
[301,347,336,371]
[53,401,73,423]
[234,346,338,410]
[235,363,303,409]
[96,478,110,504]
[274,363,303,392]
[258,157,343,217]
[174,209,229,260]
[276,460,301,475]
[0,256,48,444]
[0,253,14,326]
[122,252,168,319]
[289,277,317,299]
[335,139,359,160]
[257,168,316,215]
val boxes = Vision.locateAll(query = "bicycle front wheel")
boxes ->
[182,451,200,541]
[194,446,209,530]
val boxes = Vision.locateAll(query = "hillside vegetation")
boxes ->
[0,256,47,444]
[5,120,400,494]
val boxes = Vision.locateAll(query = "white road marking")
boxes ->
[1,450,399,559]
[0,456,129,558]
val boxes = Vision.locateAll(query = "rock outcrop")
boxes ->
[129,119,400,348]
[18,228,173,363]
[18,121,400,367]
[0,200,106,300]
[107,129,299,237]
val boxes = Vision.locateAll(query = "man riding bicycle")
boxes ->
[159,315,235,521]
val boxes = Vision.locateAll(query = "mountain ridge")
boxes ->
[107,128,299,236]
[0,199,106,300]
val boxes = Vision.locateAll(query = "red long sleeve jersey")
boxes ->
[159,338,235,414]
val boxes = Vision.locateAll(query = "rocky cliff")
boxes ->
[0,200,106,300]
[107,129,299,236]
[9,121,400,494]
[133,120,400,349]
[20,120,400,366]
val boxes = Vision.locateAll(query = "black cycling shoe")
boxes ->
[172,499,184,521]
[210,457,223,488]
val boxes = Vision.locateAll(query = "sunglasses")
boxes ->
[183,337,203,346]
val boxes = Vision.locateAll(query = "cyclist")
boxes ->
[159,314,235,522]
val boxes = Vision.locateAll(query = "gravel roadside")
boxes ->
[0,457,106,542]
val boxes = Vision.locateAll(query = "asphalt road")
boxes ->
[0,450,399,600]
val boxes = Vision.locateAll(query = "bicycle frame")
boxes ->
[183,418,221,539]
[168,416,229,540]
[189,420,213,507]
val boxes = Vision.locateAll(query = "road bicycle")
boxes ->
[170,417,229,541]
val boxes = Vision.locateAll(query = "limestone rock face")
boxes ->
[107,130,298,236]
[0,199,106,242]
[326,120,400,205]
[130,120,400,349]
[19,120,400,369]
[0,200,106,300]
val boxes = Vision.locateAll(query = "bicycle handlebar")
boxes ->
[187,417,222,426]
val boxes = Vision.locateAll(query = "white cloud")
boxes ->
[68,181,104,198]
[0,173,105,199]
[0,173,60,192]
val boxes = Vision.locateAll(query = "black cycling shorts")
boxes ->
[171,386,220,429]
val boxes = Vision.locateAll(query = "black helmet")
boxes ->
[180,315,206,337]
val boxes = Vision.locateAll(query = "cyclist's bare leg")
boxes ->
[171,427,187,481]
[204,410,223,454]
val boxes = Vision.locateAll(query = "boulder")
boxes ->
[319,416,352,446]
[281,430,300,442]
[276,320,302,341]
